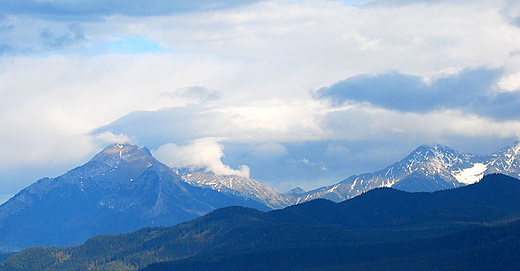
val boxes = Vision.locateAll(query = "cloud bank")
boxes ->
[315,68,520,120]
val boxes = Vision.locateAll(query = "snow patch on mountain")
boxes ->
[453,163,488,185]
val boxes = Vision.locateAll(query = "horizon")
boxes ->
[1,0,520,203]
[1,138,519,205]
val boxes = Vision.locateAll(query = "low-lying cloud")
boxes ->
[153,138,251,178]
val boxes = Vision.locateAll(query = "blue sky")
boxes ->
[1,0,520,202]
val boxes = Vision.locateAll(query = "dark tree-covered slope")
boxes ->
[149,219,520,271]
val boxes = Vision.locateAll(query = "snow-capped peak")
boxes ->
[399,144,472,175]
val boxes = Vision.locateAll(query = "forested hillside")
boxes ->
[3,174,520,270]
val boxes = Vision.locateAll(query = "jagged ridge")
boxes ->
[295,141,520,203]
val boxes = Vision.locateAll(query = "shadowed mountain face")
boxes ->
[3,174,520,270]
[0,143,269,250]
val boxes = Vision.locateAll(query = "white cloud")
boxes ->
[498,72,520,92]
[134,0,520,80]
[153,138,250,177]
[224,99,325,142]
[93,131,133,145]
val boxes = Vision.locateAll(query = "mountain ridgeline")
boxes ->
[1,141,520,252]
[3,174,520,270]
[178,170,291,209]
[154,141,520,208]
[296,141,520,203]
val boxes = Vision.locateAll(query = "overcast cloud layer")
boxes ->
[1,0,520,201]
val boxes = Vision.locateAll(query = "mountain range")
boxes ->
[175,141,520,206]
[3,173,520,270]
[296,141,520,202]
[1,140,519,252]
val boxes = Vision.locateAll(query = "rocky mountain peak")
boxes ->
[89,143,153,166]
[411,144,457,158]
[402,144,472,172]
